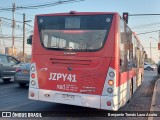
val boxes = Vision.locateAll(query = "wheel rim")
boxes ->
[147,67,151,71]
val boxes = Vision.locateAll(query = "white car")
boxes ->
[144,62,157,71]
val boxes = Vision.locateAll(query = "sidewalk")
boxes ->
[148,78,160,120]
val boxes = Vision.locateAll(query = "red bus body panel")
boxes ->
[29,12,144,111]
[31,12,119,95]
[31,12,143,95]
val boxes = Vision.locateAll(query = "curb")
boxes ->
[148,78,160,120]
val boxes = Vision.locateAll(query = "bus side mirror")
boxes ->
[27,35,33,45]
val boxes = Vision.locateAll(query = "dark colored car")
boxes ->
[14,63,30,87]
[0,54,23,82]
[144,62,157,71]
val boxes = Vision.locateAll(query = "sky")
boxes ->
[0,0,160,62]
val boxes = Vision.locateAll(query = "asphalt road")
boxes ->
[0,70,158,120]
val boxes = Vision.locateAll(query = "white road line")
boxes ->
[0,85,18,90]
[0,91,27,98]
[1,101,36,111]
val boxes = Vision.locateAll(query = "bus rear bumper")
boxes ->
[28,88,119,111]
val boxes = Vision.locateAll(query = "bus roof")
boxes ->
[36,11,119,17]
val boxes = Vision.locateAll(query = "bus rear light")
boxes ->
[31,66,35,72]
[31,73,36,79]
[102,67,116,96]
[108,80,114,86]
[29,63,39,89]
[30,92,35,97]
[107,101,111,106]
[31,80,36,86]
[109,72,115,78]
[107,88,113,94]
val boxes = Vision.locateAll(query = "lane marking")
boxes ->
[0,91,27,98]
[0,85,19,90]
[1,101,36,111]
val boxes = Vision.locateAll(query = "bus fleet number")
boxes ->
[49,73,77,82]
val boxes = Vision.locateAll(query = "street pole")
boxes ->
[0,19,1,53]
[12,3,15,56]
[150,42,152,63]
[156,32,160,62]
[23,13,25,61]
[159,30,160,42]
[149,36,160,63]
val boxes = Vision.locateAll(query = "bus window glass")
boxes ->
[132,35,136,68]
[125,26,132,70]
[43,34,49,47]
[65,18,80,29]
[38,14,113,51]
[120,19,125,72]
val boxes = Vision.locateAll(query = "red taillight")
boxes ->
[30,92,34,97]
[31,73,36,79]
[16,68,21,72]
[108,80,114,86]
[107,101,111,106]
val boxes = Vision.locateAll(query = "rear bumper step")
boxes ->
[28,88,119,111]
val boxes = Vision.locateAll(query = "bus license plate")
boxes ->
[62,94,75,100]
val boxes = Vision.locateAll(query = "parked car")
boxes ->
[0,54,23,82]
[144,62,157,71]
[14,63,30,87]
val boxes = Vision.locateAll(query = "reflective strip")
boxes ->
[29,63,39,88]
[102,67,116,96]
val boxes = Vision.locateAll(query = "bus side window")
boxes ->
[126,25,132,70]
[119,19,127,72]
[132,35,137,68]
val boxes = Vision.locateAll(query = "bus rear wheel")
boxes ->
[128,80,133,103]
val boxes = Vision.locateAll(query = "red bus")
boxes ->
[29,12,144,111]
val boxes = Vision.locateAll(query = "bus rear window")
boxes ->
[37,14,113,51]
[65,17,80,29]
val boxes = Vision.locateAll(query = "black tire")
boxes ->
[2,78,11,83]
[130,82,133,96]
[128,80,133,103]
[147,67,152,71]
[19,83,26,87]
[141,74,143,84]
